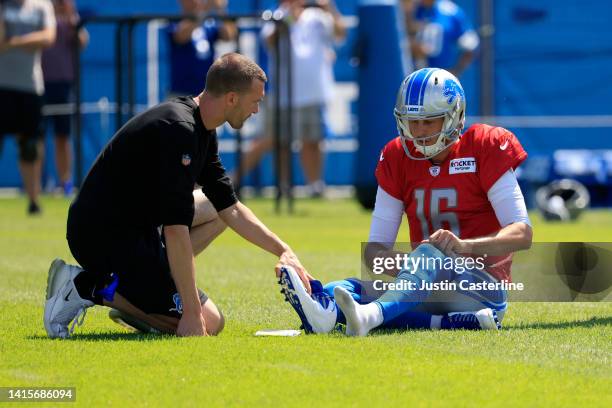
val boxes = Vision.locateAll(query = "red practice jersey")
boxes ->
[375,123,528,281]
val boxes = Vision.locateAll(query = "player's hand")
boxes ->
[425,229,465,257]
[176,311,208,337]
[275,250,314,294]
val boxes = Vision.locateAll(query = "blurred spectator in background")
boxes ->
[0,0,56,214]
[166,0,236,97]
[403,0,479,77]
[240,0,345,198]
[42,0,88,196]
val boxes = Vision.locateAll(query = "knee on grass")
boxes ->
[202,299,225,336]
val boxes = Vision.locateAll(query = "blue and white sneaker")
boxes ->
[278,266,337,334]
[443,308,502,330]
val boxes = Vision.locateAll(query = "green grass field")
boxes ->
[1,196,611,406]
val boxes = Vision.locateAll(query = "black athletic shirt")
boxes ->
[69,96,237,229]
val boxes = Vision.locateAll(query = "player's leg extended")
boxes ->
[191,190,226,255]
[324,276,474,330]
[394,260,505,330]
[324,276,438,330]
[336,244,502,334]
[322,278,367,324]
[334,243,444,336]
[380,311,438,330]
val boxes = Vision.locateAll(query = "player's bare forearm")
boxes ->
[218,202,313,291]
[163,225,202,315]
[8,28,55,50]
[219,201,288,256]
[457,222,532,255]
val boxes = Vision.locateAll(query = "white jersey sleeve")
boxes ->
[487,169,531,227]
[368,187,405,246]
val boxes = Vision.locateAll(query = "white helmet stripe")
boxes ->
[417,69,437,106]
[406,68,433,106]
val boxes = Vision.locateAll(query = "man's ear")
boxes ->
[225,91,239,107]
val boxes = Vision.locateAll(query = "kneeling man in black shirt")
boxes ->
[44,53,314,338]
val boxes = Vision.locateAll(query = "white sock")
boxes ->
[362,303,384,329]
[335,287,383,336]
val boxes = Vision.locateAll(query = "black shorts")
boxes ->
[67,213,208,319]
[44,81,73,136]
[0,88,44,139]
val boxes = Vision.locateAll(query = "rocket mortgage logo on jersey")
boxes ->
[449,157,477,174]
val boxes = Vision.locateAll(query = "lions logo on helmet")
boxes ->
[443,79,465,104]
[394,68,466,160]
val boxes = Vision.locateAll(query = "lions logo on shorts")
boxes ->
[170,293,183,314]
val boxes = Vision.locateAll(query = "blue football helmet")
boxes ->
[394,68,466,160]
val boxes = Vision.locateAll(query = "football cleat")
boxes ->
[44,259,94,339]
[278,266,337,334]
[443,308,502,330]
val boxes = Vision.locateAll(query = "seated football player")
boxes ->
[278,68,533,335]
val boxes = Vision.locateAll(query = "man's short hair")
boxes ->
[205,53,267,96]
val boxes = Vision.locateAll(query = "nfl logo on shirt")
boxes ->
[181,154,191,166]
